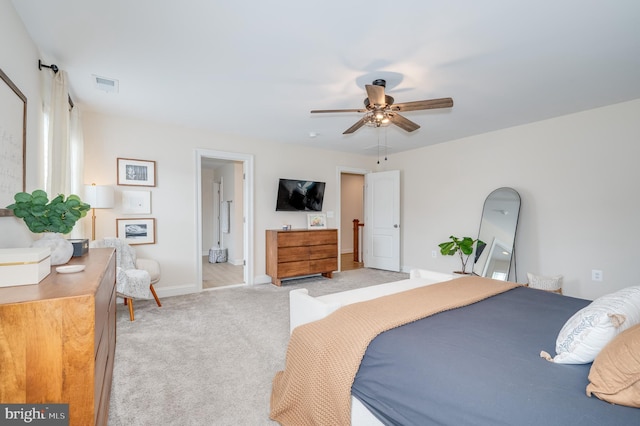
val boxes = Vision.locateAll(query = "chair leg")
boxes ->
[126,297,135,321]
[150,284,162,307]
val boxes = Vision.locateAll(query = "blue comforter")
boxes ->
[352,287,639,425]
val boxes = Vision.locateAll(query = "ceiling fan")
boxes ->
[311,79,453,134]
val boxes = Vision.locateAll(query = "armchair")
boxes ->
[91,237,162,320]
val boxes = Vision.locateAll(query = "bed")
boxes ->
[270,274,640,425]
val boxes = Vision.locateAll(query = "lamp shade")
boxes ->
[84,184,114,209]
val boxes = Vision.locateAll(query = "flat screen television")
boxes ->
[276,178,326,212]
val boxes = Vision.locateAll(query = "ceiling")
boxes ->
[11,0,640,156]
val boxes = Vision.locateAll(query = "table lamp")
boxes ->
[84,183,115,240]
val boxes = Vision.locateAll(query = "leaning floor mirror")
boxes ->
[473,187,521,281]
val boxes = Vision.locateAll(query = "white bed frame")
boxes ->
[289,269,456,333]
[288,269,457,425]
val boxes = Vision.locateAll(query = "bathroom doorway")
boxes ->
[196,149,254,289]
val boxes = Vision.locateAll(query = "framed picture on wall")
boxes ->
[117,158,156,187]
[307,213,327,229]
[116,218,156,245]
[121,190,151,214]
[0,68,27,217]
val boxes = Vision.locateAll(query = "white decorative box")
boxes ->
[0,247,51,287]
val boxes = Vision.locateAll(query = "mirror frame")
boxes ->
[472,187,521,281]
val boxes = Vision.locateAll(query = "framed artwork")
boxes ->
[0,68,27,217]
[117,157,156,187]
[116,218,156,245]
[121,190,151,214]
[307,213,327,229]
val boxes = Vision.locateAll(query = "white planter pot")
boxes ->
[32,232,74,266]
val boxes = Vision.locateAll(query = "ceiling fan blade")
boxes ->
[343,117,367,134]
[391,97,454,112]
[388,113,420,132]
[365,84,386,106]
[310,108,366,113]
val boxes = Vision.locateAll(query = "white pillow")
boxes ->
[552,286,640,364]
[527,272,563,292]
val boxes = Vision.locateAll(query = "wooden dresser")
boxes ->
[0,248,116,426]
[266,229,338,285]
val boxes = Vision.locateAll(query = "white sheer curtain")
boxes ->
[42,69,85,238]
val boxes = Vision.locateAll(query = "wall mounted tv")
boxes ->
[276,178,326,212]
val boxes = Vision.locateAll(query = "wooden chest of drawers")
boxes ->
[266,229,338,286]
[0,248,116,426]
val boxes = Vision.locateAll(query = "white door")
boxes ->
[364,170,400,271]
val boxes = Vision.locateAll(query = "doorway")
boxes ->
[196,149,254,290]
[337,166,368,272]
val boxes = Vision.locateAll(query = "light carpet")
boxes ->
[107,268,409,426]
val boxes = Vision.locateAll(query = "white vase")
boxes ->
[32,232,74,266]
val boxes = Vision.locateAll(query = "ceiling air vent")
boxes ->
[93,75,119,93]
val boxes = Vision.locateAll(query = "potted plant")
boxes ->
[6,189,91,265]
[438,235,484,275]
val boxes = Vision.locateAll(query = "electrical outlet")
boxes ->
[592,269,603,282]
[432,250,437,258]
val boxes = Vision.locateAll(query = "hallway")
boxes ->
[341,252,363,272]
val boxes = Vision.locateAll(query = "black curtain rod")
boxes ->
[38,59,74,109]
[38,59,58,73]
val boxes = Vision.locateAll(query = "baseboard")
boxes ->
[155,283,200,298]
[254,274,273,285]
[401,265,413,274]
[154,275,272,297]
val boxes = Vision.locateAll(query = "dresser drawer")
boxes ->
[278,246,309,262]
[308,230,337,245]
[94,260,116,355]
[94,326,109,416]
[276,232,309,247]
[309,258,338,274]
[277,261,311,278]
[309,244,336,260]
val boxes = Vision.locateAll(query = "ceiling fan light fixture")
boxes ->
[310,78,453,134]
[364,111,391,128]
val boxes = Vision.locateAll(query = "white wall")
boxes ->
[81,111,374,293]
[0,1,45,248]
[398,99,640,299]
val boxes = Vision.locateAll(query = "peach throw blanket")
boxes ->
[270,276,517,425]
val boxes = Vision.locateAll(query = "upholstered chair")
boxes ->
[91,238,162,320]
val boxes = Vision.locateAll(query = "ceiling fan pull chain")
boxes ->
[385,127,388,161]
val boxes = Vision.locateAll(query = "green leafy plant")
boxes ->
[6,189,91,234]
[438,235,484,274]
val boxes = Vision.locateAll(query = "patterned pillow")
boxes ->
[551,286,640,364]
[527,272,563,293]
[587,324,640,407]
